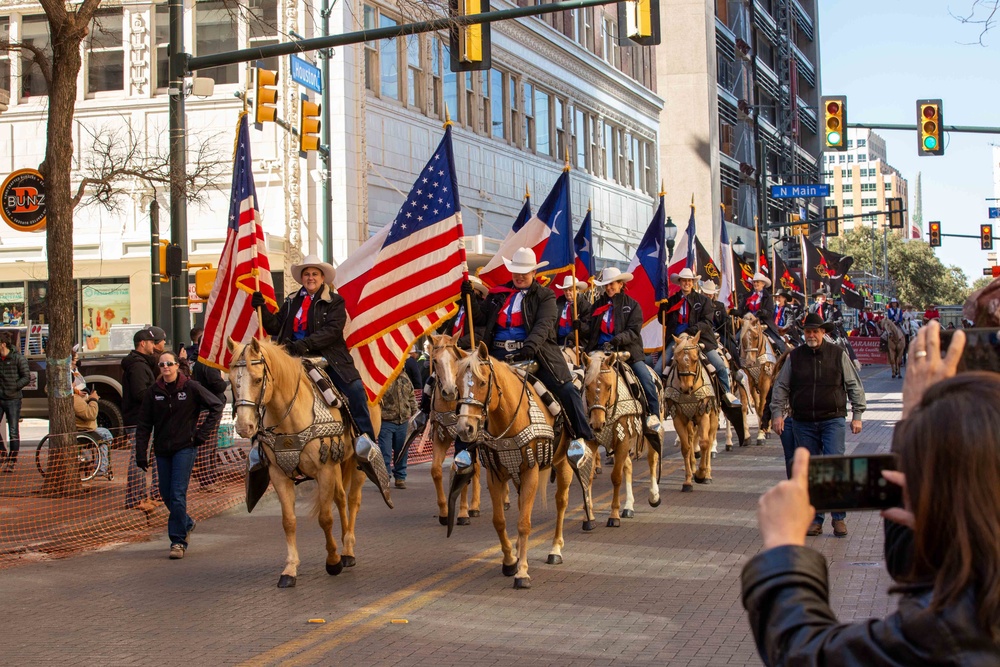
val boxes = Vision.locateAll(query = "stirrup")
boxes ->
[446,449,477,538]
[354,435,394,509]
[567,439,595,522]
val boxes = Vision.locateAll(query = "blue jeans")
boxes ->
[0,398,21,454]
[331,374,375,441]
[155,446,198,548]
[629,360,660,417]
[791,417,847,522]
[704,349,731,394]
[94,426,113,475]
[378,420,408,480]
[125,428,160,508]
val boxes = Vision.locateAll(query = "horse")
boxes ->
[581,351,661,527]
[455,343,577,589]
[879,318,906,378]
[738,315,777,444]
[663,332,719,491]
[227,337,378,588]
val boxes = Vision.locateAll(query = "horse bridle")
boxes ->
[458,356,529,440]
[674,342,702,378]
[231,344,301,438]
[587,365,617,416]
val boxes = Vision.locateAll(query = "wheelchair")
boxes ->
[35,431,113,482]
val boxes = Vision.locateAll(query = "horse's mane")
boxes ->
[584,351,608,387]
[253,338,305,382]
[456,350,490,382]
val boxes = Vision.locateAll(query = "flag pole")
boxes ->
[754,215,760,273]
[660,184,668,359]
[252,240,264,339]
[571,267,580,365]
[442,105,474,349]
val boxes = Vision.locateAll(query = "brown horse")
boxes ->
[879,318,906,378]
[455,343,577,589]
[663,332,719,491]
[738,315,777,444]
[228,338,379,588]
[582,351,660,526]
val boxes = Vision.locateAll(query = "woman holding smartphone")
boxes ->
[742,322,1000,664]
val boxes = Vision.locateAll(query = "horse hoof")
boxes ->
[326,560,344,576]
[695,476,712,485]
[513,577,532,589]
[649,495,661,508]
[606,517,621,527]
[502,562,518,577]
[438,516,449,526]
[277,575,297,588]
[621,509,635,519]
[469,510,480,517]
[504,502,511,511]
[341,555,356,568]
[457,516,471,526]
[681,484,693,492]
[546,554,563,565]
[582,520,596,532]
[726,445,733,452]
[595,467,602,475]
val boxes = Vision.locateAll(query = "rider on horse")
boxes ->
[886,298,904,326]
[252,255,375,447]
[470,247,595,444]
[553,276,592,347]
[586,267,662,431]
[444,276,488,348]
[736,272,774,324]
[809,289,843,329]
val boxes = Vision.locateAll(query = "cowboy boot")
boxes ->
[567,439,596,530]
[446,449,477,537]
[354,435,394,509]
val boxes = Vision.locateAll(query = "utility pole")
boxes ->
[168,0,188,349]
[150,201,161,329]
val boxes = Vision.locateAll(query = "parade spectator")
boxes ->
[73,380,114,480]
[0,332,29,473]
[923,303,940,323]
[135,351,223,560]
[769,313,866,538]
[190,329,228,492]
[378,371,417,489]
[122,325,166,511]
[404,349,425,392]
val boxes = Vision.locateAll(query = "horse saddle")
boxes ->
[301,358,343,408]
[614,360,652,416]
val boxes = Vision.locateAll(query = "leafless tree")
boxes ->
[951,0,999,45]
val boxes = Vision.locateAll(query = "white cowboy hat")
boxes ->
[751,272,771,287]
[669,267,702,285]
[468,276,489,295]
[291,254,337,284]
[594,267,634,286]
[501,247,548,274]
[553,275,588,292]
[699,280,720,294]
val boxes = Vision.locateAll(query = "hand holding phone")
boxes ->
[903,322,964,419]
[808,454,903,512]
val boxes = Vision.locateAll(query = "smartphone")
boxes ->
[939,328,1000,373]
[807,454,902,512]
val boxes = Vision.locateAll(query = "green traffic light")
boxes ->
[923,136,938,150]
[826,130,842,146]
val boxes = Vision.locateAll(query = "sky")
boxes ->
[819,0,1000,282]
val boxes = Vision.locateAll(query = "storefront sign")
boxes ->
[0,169,47,232]
[81,284,132,352]
[0,286,25,325]
[851,337,887,365]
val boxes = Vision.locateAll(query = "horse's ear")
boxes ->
[581,352,590,367]
[250,337,260,352]
[672,335,681,344]
[447,333,461,347]
[477,341,489,359]
[692,331,702,344]
[227,337,238,352]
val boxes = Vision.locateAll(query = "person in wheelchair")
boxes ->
[73,378,114,480]
[469,247,594,444]
[585,267,662,432]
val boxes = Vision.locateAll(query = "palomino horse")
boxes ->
[228,338,379,588]
[663,332,719,491]
[738,315,777,444]
[456,344,578,589]
[879,318,906,378]
[582,351,661,525]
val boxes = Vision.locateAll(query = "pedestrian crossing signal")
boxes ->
[619,0,661,46]
[929,221,941,247]
[982,224,993,251]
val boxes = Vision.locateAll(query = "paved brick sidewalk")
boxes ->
[0,367,902,666]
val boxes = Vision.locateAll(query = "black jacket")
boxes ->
[259,283,361,384]
[555,291,592,346]
[586,291,644,361]
[121,350,157,427]
[742,545,1000,666]
[660,290,721,351]
[0,349,30,400]
[192,360,228,403]
[473,281,571,384]
[135,374,223,459]
[738,290,775,322]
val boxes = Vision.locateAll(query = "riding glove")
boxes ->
[251,291,267,309]
[287,340,309,356]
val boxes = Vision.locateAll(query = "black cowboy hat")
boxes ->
[802,312,835,332]
[811,288,831,299]
[775,288,795,300]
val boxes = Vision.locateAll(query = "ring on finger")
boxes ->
[914,350,928,359]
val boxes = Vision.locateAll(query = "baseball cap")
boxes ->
[134,326,167,345]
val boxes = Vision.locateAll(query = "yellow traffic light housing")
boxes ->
[824,205,839,237]
[982,224,993,251]
[887,197,904,229]
[299,94,321,157]
[194,267,218,299]
[619,0,661,46]
[929,221,942,247]
[449,0,491,72]
[821,95,847,151]
[158,240,169,284]
[252,61,279,129]
[917,99,944,156]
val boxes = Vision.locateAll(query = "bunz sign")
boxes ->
[851,336,887,365]
[0,169,46,232]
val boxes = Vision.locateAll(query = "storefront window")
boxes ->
[28,281,48,324]
[81,283,131,352]
[0,284,25,326]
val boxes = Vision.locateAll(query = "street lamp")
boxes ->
[733,236,745,257]
[665,216,677,259]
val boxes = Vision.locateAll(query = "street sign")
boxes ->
[290,55,322,94]
[769,184,830,199]
[989,207,1000,219]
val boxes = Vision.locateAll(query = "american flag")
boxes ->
[336,127,466,402]
[200,113,276,371]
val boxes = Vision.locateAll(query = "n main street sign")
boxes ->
[769,184,830,199]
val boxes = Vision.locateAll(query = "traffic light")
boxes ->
[821,95,847,151]
[619,0,661,46]
[194,267,218,299]
[449,0,491,72]
[824,205,839,237]
[887,197,904,229]
[982,224,993,250]
[252,61,279,129]
[165,243,183,277]
[158,240,169,284]
[299,94,321,157]
[929,221,941,247]
[917,99,944,156]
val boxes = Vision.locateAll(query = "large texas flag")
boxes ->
[627,194,668,352]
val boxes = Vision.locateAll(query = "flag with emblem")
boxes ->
[801,236,834,285]
[695,237,722,289]
[733,248,755,303]
[336,126,466,402]
[200,113,277,371]
[841,273,866,309]
[627,194,669,351]
[773,253,805,304]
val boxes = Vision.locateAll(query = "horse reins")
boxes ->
[232,345,302,438]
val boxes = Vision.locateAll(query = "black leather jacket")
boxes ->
[585,291,644,361]
[742,545,1000,666]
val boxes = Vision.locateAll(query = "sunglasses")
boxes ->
[158,361,177,368]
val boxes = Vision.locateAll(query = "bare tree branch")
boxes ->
[0,38,53,88]
[950,0,999,46]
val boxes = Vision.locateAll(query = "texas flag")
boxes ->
[627,194,669,352]
[551,206,594,290]
[718,221,736,308]
[666,204,696,296]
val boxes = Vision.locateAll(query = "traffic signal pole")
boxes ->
[320,1,333,265]
[168,0,188,350]
[847,122,1000,135]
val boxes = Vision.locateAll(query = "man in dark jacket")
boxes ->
[121,325,166,510]
[470,247,594,442]
[190,329,228,492]
[586,267,661,429]
[770,313,866,538]
[553,276,591,348]
[0,333,30,472]
[252,254,374,443]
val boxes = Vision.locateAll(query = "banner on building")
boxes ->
[852,337,888,365]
